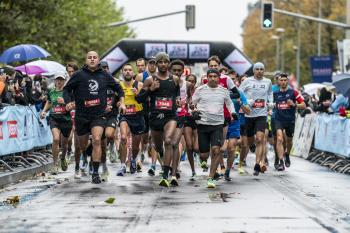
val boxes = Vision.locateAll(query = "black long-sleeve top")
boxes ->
[63,65,124,118]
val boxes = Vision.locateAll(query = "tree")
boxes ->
[242,0,346,85]
[0,0,134,65]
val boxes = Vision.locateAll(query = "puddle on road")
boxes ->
[0,184,55,211]
[208,192,240,202]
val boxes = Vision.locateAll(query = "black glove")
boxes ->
[192,111,201,120]
[231,112,238,121]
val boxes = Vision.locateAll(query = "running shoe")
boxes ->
[207,178,216,188]
[175,170,181,179]
[148,167,155,176]
[117,165,126,176]
[190,173,197,181]
[170,176,179,186]
[253,163,260,176]
[200,160,208,172]
[101,171,109,182]
[92,173,101,184]
[213,171,221,180]
[284,153,291,167]
[260,163,267,173]
[224,170,232,181]
[159,178,170,188]
[141,153,145,163]
[277,160,285,171]
[130,159,137,174]
[74,170,81,179]
[136,161,142,173]
[237,164,245,175]
[60,158,68,172]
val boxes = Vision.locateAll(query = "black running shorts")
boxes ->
[245,116,267,138]
[197,124,223,153]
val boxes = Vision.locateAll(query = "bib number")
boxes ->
[52,106,66,114]
[84,99,100,107]
[253,99,265,108]
[155,97,173,110]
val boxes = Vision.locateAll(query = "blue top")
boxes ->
[232,90,248,125]
[273,89,298,122]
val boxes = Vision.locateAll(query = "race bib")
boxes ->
[155,97,173,110]
[277,102,291,110]
[84,99,100,107]
[125,105,136,115]
[52,105,66,114]
[253,99,265,108]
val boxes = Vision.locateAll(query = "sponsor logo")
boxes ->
[7,120,18,138]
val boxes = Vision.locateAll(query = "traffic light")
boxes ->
[186,5,195,30]
[261,2,274,29]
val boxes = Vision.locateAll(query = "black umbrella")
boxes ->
[332,73,350,97]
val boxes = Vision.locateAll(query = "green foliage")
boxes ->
[0,0,134,65]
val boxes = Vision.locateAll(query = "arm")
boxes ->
[135,77,152,103]
[40,100,51,119]
[224,89,236,114]
[63,73,79,104]
[226,77,240,99]
[294,90,306,110]
[135,73,142,82]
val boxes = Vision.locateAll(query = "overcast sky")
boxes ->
[116,0,258,50]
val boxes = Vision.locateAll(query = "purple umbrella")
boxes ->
[15,64,48,75]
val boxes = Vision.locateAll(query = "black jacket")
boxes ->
[63,65,124,118]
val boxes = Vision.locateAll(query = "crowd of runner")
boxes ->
[40,51,306,188]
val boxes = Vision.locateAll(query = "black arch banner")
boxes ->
[101,39,253,75]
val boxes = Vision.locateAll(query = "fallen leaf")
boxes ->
[105,197,115,204]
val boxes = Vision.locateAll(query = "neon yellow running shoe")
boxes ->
[159,178,170,188]
[238,164,245,175]
[207,178,216,188]
[200,161,208,171]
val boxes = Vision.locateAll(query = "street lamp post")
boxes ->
[276,28,285,71]
[271,35,280,71]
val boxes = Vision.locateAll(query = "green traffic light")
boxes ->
[263,19,272,28]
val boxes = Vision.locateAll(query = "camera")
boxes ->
[192,111,201,120]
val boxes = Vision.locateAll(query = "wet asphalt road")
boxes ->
[0,152,350,233]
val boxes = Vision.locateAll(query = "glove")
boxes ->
[268,102,275,109]
[192,111,201,120]
[247,99,255,106]
[231,112,238,121]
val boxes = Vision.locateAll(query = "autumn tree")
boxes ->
[242,0,346,84]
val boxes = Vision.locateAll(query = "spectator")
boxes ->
[31,74,48,111]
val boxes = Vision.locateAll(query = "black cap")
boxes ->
[207,68,220,76]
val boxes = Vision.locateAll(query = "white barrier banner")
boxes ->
[291,114,316,158]
[314,114,350,158]
[0,106,52,156]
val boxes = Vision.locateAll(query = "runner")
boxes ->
[40,74,72,175]
[136,52,180,187]
[184,74,199,180]
[237,74,250,174]
[169,59,192,184]
[63,51,125,184]
[225,87,250,180]
[136,58,147,74]
[116,63,145,176]
[65,62,82,178]
[239,62,273,176]
[100,61,121,181]
[135,57,157,171]
[273,73,305,170]
[201,56,240,175]
[191,68,237,188]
